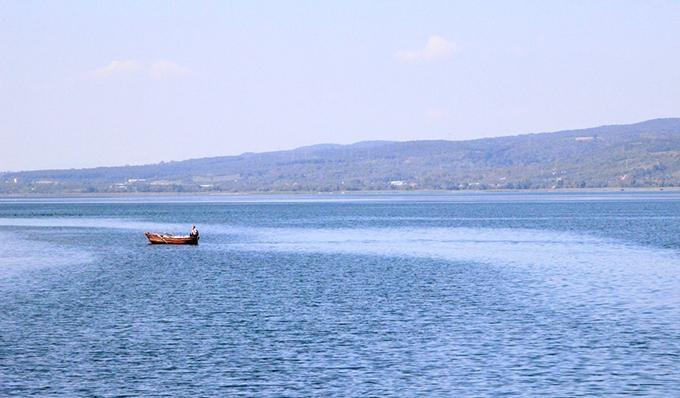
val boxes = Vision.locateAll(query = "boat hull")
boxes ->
[145,232,199,245]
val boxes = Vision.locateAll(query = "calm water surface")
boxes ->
[1,192,680,396]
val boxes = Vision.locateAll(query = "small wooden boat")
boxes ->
[145,232,199,245]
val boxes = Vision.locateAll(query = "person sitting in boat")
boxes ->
[190,225,199,238]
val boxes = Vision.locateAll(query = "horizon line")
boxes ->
[4,116,678,174]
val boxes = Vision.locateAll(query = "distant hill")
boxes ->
[3,118,680,194]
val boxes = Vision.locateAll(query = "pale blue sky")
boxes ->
[1,1,679,171]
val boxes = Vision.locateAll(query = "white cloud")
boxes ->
[93,59,143,78]
[395,35,457,62]
[91,59,190,79]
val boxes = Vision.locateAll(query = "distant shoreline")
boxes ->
[0,186,677,199]
[4,118,680,195]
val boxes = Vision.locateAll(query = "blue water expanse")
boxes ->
[1,192,680,396]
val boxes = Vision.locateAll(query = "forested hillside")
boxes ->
[3,118,680,194]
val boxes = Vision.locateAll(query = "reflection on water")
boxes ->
[0,217,188,231]
[2,194,680,396]
[0,232,93,278]
[228,226,680,310]
[228,226,645,265]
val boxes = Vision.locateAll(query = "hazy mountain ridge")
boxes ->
[3,118,680,194]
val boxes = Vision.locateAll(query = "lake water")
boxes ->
[2,192,680,396]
